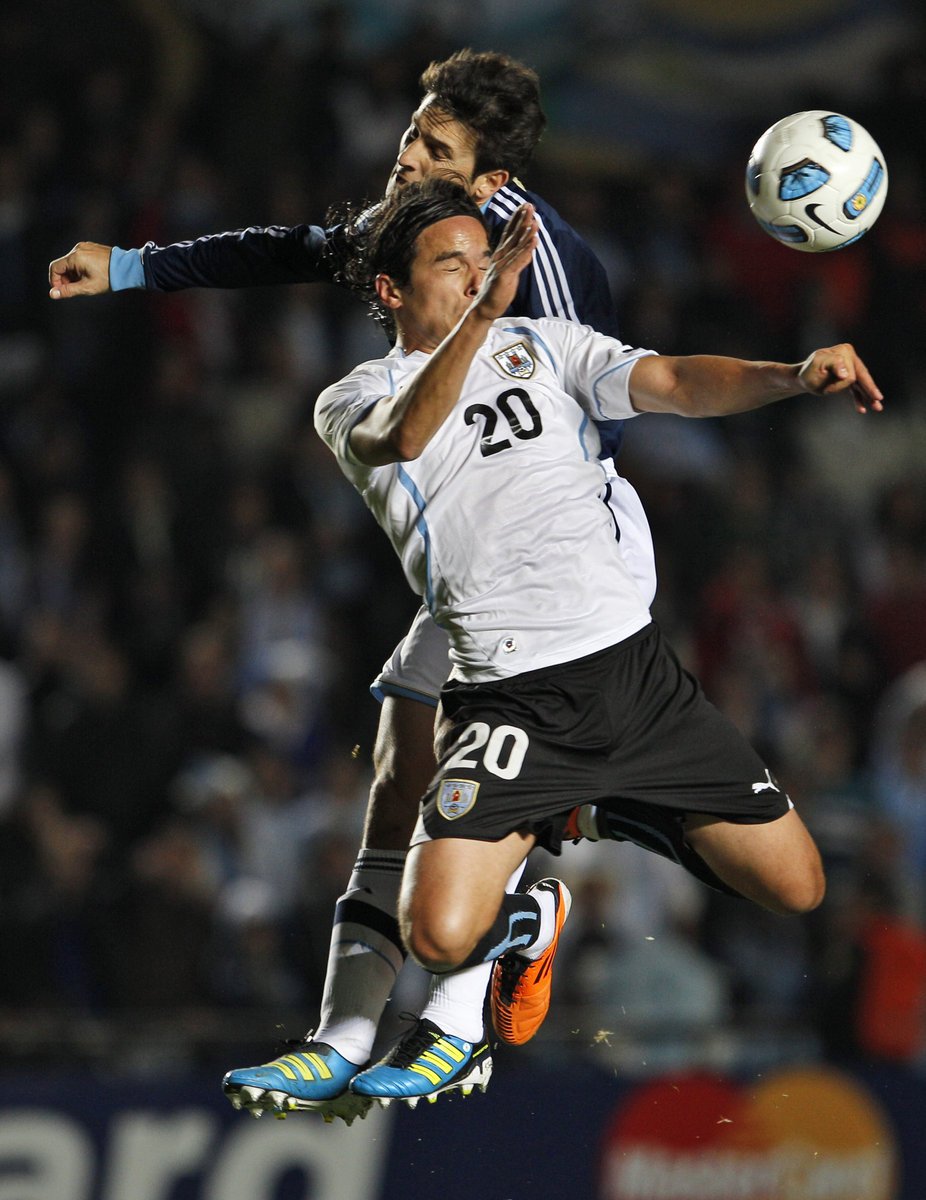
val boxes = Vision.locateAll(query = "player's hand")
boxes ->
[48,242,113,299]
[473,203,538,322]
[797,343,884,414]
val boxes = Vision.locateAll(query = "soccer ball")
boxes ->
[745,111,888,251]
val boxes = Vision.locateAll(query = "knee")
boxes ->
[771,862,826,916]
[399,907,475,974]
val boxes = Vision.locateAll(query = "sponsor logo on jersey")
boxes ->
[437,779,479,820]
[493,342,535,379]
[751,768,780,794]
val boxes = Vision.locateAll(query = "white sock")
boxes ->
[418,859,528,1041]
[315,848,407,1063]
[420,962,491,1044]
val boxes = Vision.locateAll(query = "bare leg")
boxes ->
[319,696,529,1056]
[400,831,536,972]
[684,808,825,915]
[363,695,440,849]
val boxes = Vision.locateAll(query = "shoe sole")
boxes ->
[223,1082,372,1126]
[354,1051,493,1111]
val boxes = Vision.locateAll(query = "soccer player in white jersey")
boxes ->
[225,177,883,1112]
[50,51,662,1122]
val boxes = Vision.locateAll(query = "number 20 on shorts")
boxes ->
[444,722,530,780]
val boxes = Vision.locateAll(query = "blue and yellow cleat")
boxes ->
[350,1018,492,1109]
[222,1037,372,1125]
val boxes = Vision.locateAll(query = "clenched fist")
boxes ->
[48,242,113,299]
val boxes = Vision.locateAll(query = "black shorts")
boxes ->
[415,623,791,854]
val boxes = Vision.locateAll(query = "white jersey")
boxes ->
[315,316,655,683]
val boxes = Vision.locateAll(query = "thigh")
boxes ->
[685,808,825,914]
[364,695,441,848]
[400,829,534,947]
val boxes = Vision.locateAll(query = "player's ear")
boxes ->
[375,273,404,310]
[471,168,509,204]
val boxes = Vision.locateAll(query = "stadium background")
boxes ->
[2,0,926,1196]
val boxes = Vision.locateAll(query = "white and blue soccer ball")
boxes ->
[745,110,888,252]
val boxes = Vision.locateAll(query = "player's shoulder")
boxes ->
[485,182,588,248]
[491,313,574,339]
[317,348,401,402]
[488,314,585,371]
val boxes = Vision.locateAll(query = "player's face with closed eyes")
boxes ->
[387,96,480,197]
[382,216,491,352]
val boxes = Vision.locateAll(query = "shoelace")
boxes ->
[384,1018,442,1068]
[273,1029,322,1056]
[494,953,528,1006]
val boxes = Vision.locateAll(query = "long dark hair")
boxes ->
[326,178,487,333]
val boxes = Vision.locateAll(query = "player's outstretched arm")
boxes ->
[629,343,883,419]
[50,224,339,297]
[48,242,113,299]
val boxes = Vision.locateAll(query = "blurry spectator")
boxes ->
[130,340,228,607]
[212,876,303,1008]
[862,541,926,683]
[234,742,332,913]
[27,631,179,850]
[817,872,926,1065]
[0,782,111,1010]
[787,547,859,689]
[29,492,97,619]
[171,621,249,760]
[700,888,814,1024]
[694,541,815,759]
[171,753,253,891]
[222,328,307,470]
[0,649,27,818]
[557,850,727,1035]
[872,670,926,920]
[106,816,216,1009]
[234,529,332,764]
[0,463,28,641]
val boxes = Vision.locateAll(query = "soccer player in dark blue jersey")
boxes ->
[48,50,660,1121]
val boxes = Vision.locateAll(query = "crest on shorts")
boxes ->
[493,341,535,379]
[437,778,479,820]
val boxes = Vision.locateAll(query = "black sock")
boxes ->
[596,801,743,898]
[442,892,544,973]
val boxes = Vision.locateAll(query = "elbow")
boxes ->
[351,425,420,467]
[388,423,427,462]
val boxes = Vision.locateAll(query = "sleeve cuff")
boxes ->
[109,247,146,291]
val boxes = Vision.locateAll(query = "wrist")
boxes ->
[794,354,814,390]
[109,247,145,291]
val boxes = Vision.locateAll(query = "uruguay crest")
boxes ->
[437,778,479,820]
[493,341,535,379]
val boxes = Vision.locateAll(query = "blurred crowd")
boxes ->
[2,2,926,1072]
